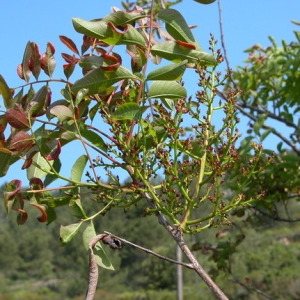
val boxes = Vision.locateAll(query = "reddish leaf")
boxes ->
[16,208,28,225]
[101,53,121,71]
[29,177,44,190]
[59,35,80,55]
[0,114,7,134]
[31,203,48,222]
[40,42,56,77]
[21,155,33,169]
[107,22,129,34]
[215,229,230,238]
[5,179,22,199]
[40,54,56,77]
[82,35,93,54]
[9,131,34,152]
[63,62,76,79]
[47,42,55,55]
[30,42,41,80]
[127,45,146,73]
[176,40,196,49]
[61,53,78,79]
[21,150,38,169]
[82,36,109,54]
[61,53,79,64]
[17,42,41,81]
[45,139,61,160]
[6,105,30,129]
[17,64,25,80]
[20,41,33,82]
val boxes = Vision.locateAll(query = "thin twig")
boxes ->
[235,103,300,155]
[254,207,300,222]
[104,231,194,269]
[238,103,297,130]
[217,0,231,74]
[231,274,274,300]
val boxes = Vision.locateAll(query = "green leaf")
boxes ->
[0,75,12,108]
[71,154,88,182]
[75,88,89,106]
[44,207,56,224]
[79,56,104,70]
[260,128,274,142]
[30,42,42,80]
[146,60,187,81]
[148,81,187,99]
[27,152,53,179]
[49,104,74,123]
[60,222,83,245]
[161,98,175,110]
[102,10,146,26]
[80,127,108,151]
[157,9,201,49]
[72,18,146,47]
[292,20,300,26]
[83,221,114,270]
[127,44,147,73]
[0,153,13,177]
[111,102,142,120]
[44,158,61,186]
[139,123,167,149]
[70,198,88,219]
[151,41,216,65]
[26,85,50,117]
[253,114,267,135]
[21,41,33,82]
[72,66,138,95]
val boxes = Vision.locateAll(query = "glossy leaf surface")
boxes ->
[151,41,216,65]
[148,81,187,99]
[60,222,83,244]
[146,60,187,81]
[111,102,142,120]
[157,9,201,49]
[71,154,88,182]
[0,75,12,108]
[72,65,138,95]
[72,18,146,47]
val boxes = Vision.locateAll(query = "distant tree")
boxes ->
[0,1,290,299]
[226,23,300,222]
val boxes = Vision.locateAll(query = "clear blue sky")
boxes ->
[1,0,300,186]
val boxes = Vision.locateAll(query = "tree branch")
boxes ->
[230,273,273,300]
[143,192,229,300]
[235,103,300,155]
[254,207,300,222]
[238,103,298,130]
[217,0,231,75]
[104,231,194,269]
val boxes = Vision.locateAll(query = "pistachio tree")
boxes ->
[0,1,270,299]
[228,22,300,221]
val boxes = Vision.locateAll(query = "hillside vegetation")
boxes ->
[1,199,299,300]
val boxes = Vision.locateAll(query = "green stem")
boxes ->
[192,69,216,200]
[135,168,179,225]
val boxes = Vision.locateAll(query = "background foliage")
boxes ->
[0,196,300,299]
